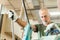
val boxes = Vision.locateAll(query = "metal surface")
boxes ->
[0,14,3,33]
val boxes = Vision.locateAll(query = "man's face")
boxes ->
[39,10,50,26]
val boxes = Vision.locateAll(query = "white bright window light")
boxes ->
[50,11,60,16]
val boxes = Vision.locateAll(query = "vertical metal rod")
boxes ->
[10,11,15,40]
[0,4,3,40]
[0,4,3,33]
[11,20,15,40]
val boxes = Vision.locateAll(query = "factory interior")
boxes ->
[0,0,60,40]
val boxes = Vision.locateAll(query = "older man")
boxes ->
[35,8,60,37]
[9,8,60,37]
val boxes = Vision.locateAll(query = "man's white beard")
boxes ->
[42,21,47,26]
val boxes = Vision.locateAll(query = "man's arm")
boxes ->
[16,18,27,28]
[8,9,38,31]
[15,18,38,32]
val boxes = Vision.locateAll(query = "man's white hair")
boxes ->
[39,8,50,18]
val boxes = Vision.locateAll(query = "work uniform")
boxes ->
[35,24,46,37]
[35,23,60,37]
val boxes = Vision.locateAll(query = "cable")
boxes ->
[22,0,30,24]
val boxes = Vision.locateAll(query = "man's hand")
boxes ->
[31,25,38,32]
[44,23,60,35]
